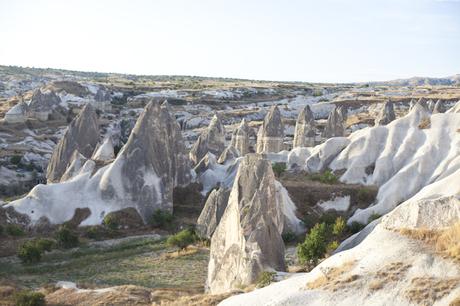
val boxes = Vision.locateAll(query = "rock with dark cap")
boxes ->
[293,105,316,148]
[256,105,284,153]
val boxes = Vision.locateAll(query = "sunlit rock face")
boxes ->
[231,119,251,156]
[207,154,285,294]
[432,99,445,114]
[190,114,226,165]
[256,105,284,153]
[375,101,396,126]
[322,106,346,138]
[196,187,231,239]
[46,104,99,183]
[293,105,316,148]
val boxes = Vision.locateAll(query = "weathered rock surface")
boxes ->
[256,105,284,153]
[46,104,99,183]
[60,151,89,182]
[207,154,285,294]
[432,99,445,114]
[231,119,251,156]
[375,101,396,125]
[293,105,316,148]
[196,187,231,239]
[92,137,115,161]
[190,114,226,165]
[322,106,346,138]
[217,146,239,164]
[28,88,61,114]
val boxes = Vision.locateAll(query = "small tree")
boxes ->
[149,209,173,228]
[332,217,346,236]
[14,290,45,306]
[55,225,79,249]
[297,223,328,266]
[272,163,286,178]
[18,241,42,264]
[166,229,197,250]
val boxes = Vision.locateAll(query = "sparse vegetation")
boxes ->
[418,117,431,129]
[332,217,346,236]
[349,221,365,234]
[282,231,297,243]
[103,214,119,230]
[257,271,276,288]
[272,163,287,177]
[34,238,55,252]
[10,155,22,165]
[13,290,45,306]
[308,170,339,184]
[367,213,381,223]
[18,241,42,264]
[327,240,340,253]
[55,225,79,249]
[166,229,198,250]
[149,209,174,228]
[5,224,25,236]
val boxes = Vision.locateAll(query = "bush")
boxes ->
[34,238,55,252]
[55,226,79,249]
[5,224,25,236]
[272,163,287,177]
[18,241,42,264]
[332,217,346,236]
[14,290,45,306]
[10,155,22,165]
[349,221,365,234]
[297,223,328,265]
[103,214,119,230]
[282,231,297,243]
[327,240,340,253]
[257,271,276,288]
[367,213,381,223]
[309,170,338,184]
[166,229,197,250]
[149,209,173,228]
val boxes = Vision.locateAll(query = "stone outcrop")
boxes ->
[190,114,226,165]
[256,105,284,153]
[99,100,192,220]
[322,106,346,138]
[94,88,112,102]
[196,187,231,239]
[27,88,61,121]
[293,105,316,148]
[426,99,435,112]
[60,151,89,182]
[231,119,251,156]
[46,104,99,183]
[92,137,115,161]
[217,146,239,164]
[432,99,445,114]
[207,154,285,294]
[375,101,396,126]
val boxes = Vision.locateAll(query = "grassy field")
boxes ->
[0,236,209,291]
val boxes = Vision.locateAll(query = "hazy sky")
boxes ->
[1,0,459,82]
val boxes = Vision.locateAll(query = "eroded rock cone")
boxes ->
[28,88,61,114]
[433,100,445,114]
[256,105,284,153]
[60,150,88,182]
[190,114,226,165]
[46,104,99,183]
[293,105,316,148]
[427,99,435,112]
[231,119,251,156]
[100,100,192,221]
[196,187,231,239]
[322,106,345,138]
[92,137,115,161]
[375,101,396,126]
[217,146,239,164]
[207,154,285,294]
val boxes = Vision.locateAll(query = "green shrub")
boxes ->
[272,163,287,177]
[257,271,276,288]
[309,170,338,184]
[10,155,22,165]
[357,187,374,203]
[297,223,328,265]
[18,241,42,264]
[166,229,197,250]
[35,238,55,252]
[349,221,365,234]
[149,209,173,228]
[332,217,346,236]
[282,231,297,243]
[14,290,45,306]
[367,213,381,223]
[55,225,79,249]
[327,240,340,253]
[103,214,119,230]
[0,224,3,236]
[318,213,338,226]
[5,224,25,236]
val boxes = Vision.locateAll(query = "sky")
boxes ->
[1,0,459,83]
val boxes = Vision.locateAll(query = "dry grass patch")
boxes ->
[405,277,460,306]
[418,117,431,129]
[306,261,357,290]
[369,262,412,291]
[399,222,460,262]
[450,296,460,306]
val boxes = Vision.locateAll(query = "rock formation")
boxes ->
[46,104,99,183]
[196,187,231,238]
[94,88,112,102]
[426,99,435,112]
[217,146,239,164]
[60,151,89,182]
[432,99,445,114]
[231,119,251,156]
[92,137,115,161]
[207,154,285,294]
[322,106,346,138]
[375,100,396,126]
[190,114,226,165]
[293,105,316,148]
[256,105,284,153]
[27,88,61,120]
